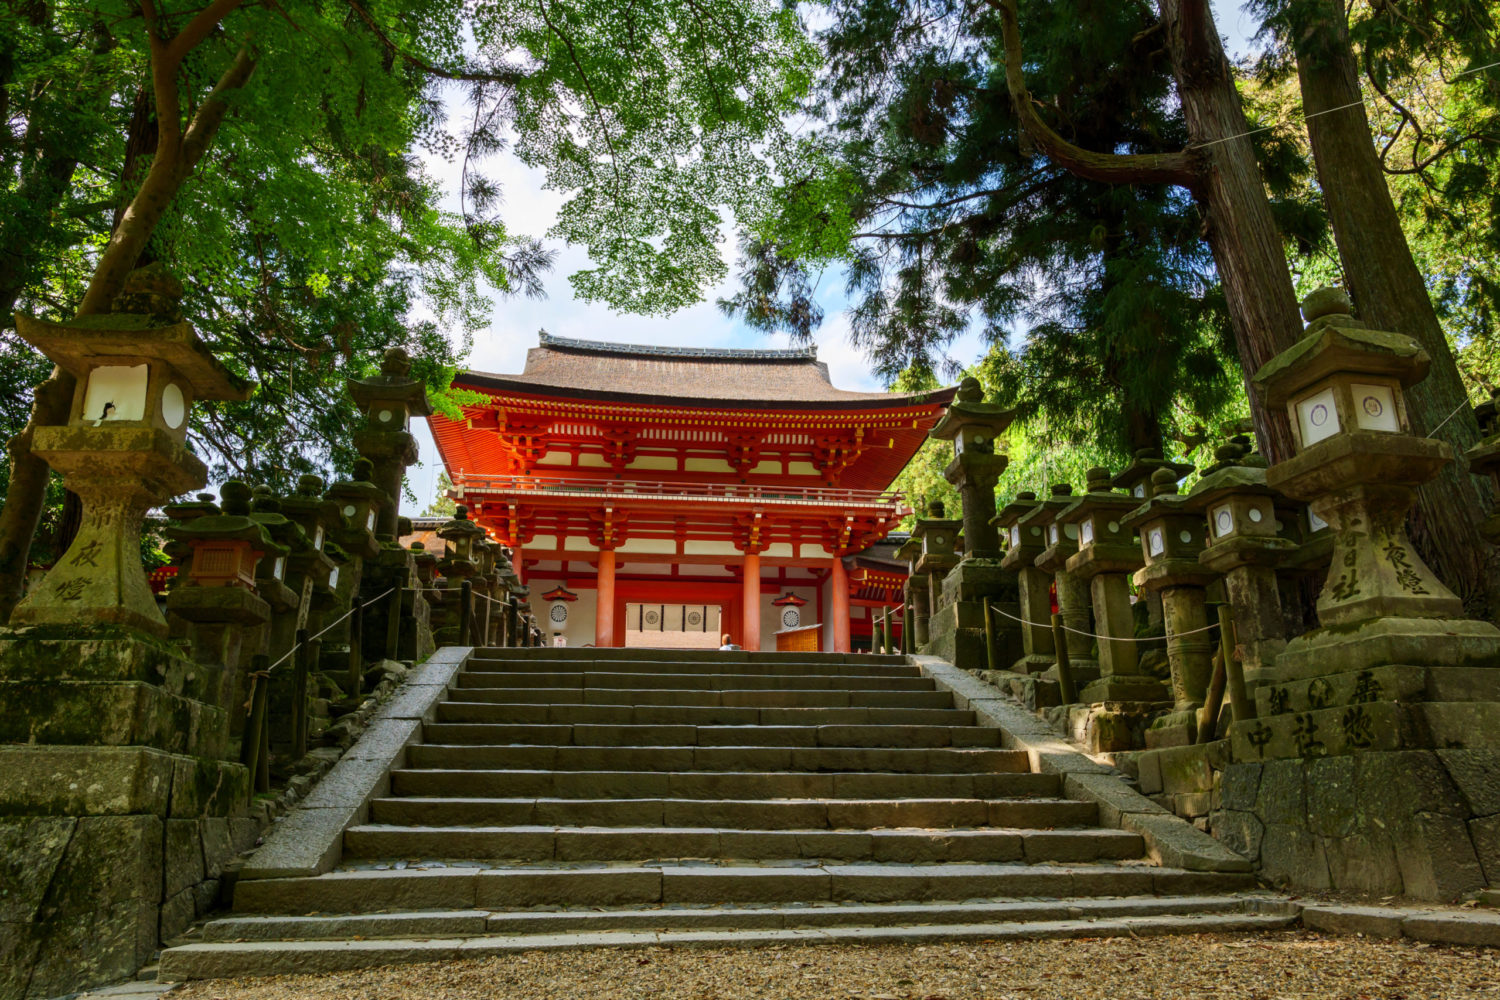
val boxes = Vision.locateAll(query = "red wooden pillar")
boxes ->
[741,551,761,651]
[595,548,616,648]
[830,555,851,653]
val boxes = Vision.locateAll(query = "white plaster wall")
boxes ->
[529,580,598,647]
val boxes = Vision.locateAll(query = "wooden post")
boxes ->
[256,687,270,792]
[292,627,310,760]
[347,598,364,697]
[1197,645,1227,745]
[459,580,473,647]
[596,549,617,648]
[830,556,851,653]
[1050,612,1077,704]
[1219,604,1254,722]
[741,550,761,651]
[241,655,269,785]
[983,598,999,673]
[386,586,402,661]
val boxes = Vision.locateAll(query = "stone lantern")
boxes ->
[1252,288,1500,677]
[1121,466,1216,725]
[1184,437,1297,685]
[8,273,251,635]
[994,491,1054,673]
[348,348,432,542]
[1060,467,1165,701]
[908,500,962,617]
[437,506,486,580]
[163,481,281,710]
[325,459,386,562]
[927,378,1014,560]
[894,536,930,649]
[1022,484,1097,684]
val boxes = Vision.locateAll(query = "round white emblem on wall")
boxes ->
[549,603,567,624]
[782,608,801,629]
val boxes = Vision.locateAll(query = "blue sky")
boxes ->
[402,1,1261,512]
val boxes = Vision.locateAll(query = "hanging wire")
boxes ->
[987,603,1219,642]
[1187,58,1500,151]
[265,586,395,672]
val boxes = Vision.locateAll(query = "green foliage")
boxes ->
[423,472,459,517]
[724,0,1257,459]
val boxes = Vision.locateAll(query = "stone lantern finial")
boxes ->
[380,347,413,377]
[928,499,945,518]
[955,376,983,403]
[219,481,253,516]
[1084,467,1112,493]
[1148,467,1180,498]
[1300,286,1354,325]
[114,263,185,321]
[296,474,324,497]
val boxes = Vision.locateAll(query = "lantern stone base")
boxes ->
[0,630,230,758]
[1080,675,1170,705]
[0,745,254,1000]
[920,559,1024,671]
[1271,615,1500,680]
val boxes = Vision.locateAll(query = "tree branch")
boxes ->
[343,0,524,85]
[182,45,256,169]
[991,0,1200,188]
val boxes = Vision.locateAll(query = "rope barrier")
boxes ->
[265,586,395,672]
[986,603,1219,642]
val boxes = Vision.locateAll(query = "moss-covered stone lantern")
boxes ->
[1184,436,1296,685]
[163,481,281,710]
[1121,467,1216,718]
[349,347,432,542]
[9,268,252,635]
[994,491,1054,673]
[437,505,485,580]
[928,378,1014,560]
[1060,467,1164,701]
[909,500,963,617]
[1251,287,1500,677]
[1466,388,1500,545]
[894,535,930,649]
[1022,484,1096,682]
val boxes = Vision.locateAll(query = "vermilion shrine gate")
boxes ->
[428,334,955,650]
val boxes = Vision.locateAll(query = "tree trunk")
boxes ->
[1290,0,1497,613]
[0,372,74,621]
[1156,0,1307,463]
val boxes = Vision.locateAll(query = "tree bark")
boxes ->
[1290,0,1497,612]
[997,0,1306,462]
[1155,0,1307,462]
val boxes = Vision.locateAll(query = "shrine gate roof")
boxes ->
[461,333,956,410]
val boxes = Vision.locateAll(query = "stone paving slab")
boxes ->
[1302,902,1500,946]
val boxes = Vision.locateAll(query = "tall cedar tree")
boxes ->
[1250,0,1500,609]
[724,0,1278,469]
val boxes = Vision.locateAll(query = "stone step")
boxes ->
[387,769,1066,802]
[444,687,956,709]
[471,648,910,666]
[162,908,1294,980]
[230,863,1256,914]
[405,744,1033,774]
[341,824,1139,863]
[455,671,936,692]
[367,795,1086,829]
[201,893,1260,942]
[419,723,1005,748]
[465,658,924,678]
[431,702,975,727]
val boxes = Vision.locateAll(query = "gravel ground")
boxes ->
[171,930,1500,1000]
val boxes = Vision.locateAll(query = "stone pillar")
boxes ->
[1029,484,1097,682]
[830,556,851,653]
[596,548,617,648]
[1187,437,1297,687]
[1061,468,1166,702]
[741,550,762,651]
[928,377,1013,560]
[996,492,1054,673]
[1123,467,1217,740]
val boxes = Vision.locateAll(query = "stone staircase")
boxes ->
[160,648,1282,979]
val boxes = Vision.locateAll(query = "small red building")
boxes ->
[428,334,954,650]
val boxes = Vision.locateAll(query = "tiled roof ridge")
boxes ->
[538,330,818,362]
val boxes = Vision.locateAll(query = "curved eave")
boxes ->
[455,372,959,412]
